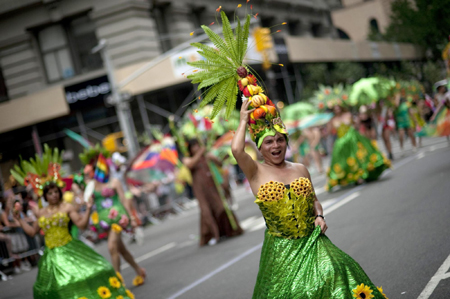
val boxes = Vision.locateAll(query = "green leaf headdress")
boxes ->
[79,143,111,166]
[10,144,65,196]
[187,11,288,148]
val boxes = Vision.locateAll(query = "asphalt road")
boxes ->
[2,137,450,299]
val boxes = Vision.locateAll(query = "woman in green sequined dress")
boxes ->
[231,100,387,299]
[14,182,134,299]
[326,105,390,191]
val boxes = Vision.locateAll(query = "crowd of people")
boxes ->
[2,9,450,299]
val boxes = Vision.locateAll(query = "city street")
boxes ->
[2,137,449,299]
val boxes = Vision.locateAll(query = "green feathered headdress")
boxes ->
[79,144,111,166]
[10,144,65,195]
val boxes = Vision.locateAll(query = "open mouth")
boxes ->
[271,150,282,157]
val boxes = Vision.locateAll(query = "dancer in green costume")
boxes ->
[326,105,390,191]
[187,9,388,299]
[10,148,134,299]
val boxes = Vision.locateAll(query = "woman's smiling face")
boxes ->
[259,132,287,165]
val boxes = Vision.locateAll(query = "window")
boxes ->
[311,23,323,37]
[0,67,9,103]
[369,18,379,33]
[37,14,102,83]
[288,20,301,36]
[153,4,172,53]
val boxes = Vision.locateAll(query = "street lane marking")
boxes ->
[248,218,266,232]
[325,192,360,214]
[418,253,450,299]
[120,242,176,270]
[240,216,258,230]
[417,152,425,159]
[166,243,263,299]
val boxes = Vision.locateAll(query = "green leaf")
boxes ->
[189,43,235,68]
[10,170,24,185]
[211,77,235,119]
[201,25,237,68]
[241,15,251,62]
[199,80,228,108]
[220,11,239,64]
[226,82,239,118]
[198,70,235,89]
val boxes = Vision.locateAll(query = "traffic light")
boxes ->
[102,132,127,153]
[254,27,274,52]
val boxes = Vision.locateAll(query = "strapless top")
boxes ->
[336,123,352,138]
[38,212,72,249]
[255,177,315,239]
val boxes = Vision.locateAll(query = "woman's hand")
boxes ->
[314,217,327,234]
[240,99,255,123]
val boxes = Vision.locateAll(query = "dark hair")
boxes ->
[42,182,63,202]
[187,139,199,156]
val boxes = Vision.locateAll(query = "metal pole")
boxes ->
[137,94,152,137]
[281,66,294,104]
[96,41,139,157]
[293,64,304,101]
[76,111,89,140]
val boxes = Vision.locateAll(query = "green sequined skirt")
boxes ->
[34,239,132,299]
[327,127,389,190]
[253,226,385,298]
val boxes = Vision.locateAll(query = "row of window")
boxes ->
[0,5,333,102]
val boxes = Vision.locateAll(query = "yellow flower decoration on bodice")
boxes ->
[337,123,351,138]
[38,212,72,249]
[255,177,315,239]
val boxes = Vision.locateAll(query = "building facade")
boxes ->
[331,0,395,41]
[0,0,422,191]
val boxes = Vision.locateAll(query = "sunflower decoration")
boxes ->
[371,140,379,149]
[333,164,342,173]
[97,286,112,299]
[116,296,124,299]
[369,153,378,163]
[328,178,338,187]
[125,289,135,299]
[340,179,348,186]
[132,275,144,286]
[109,277,121,289]
[347,157,356,167]
[377,286,388,299]
[77,297,88,299]
[290,177,313,197]
[352,283,374,299]
[111,223,123,234]
[367,163,374,172]
[116,272,124,284]
[257,181,286,202]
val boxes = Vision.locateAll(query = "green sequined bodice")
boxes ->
[255,177,315,239]
[337,123,351,138]
[38,212,72,249]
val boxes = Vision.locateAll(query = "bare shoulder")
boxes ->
[287,161,311,178]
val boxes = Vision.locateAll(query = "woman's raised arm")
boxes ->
[231,100,258,182]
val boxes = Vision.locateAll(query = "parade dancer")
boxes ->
[183,139,243,246]
[80,146,146,286]
[324,104,390,191]
[187,10,388,298]
[10,146,134,299]
[394,95,417,153]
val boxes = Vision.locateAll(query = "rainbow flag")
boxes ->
[94,154,109,183]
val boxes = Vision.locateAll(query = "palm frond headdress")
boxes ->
[187,11,288,148]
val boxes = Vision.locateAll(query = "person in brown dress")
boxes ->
[183,139,243,246]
